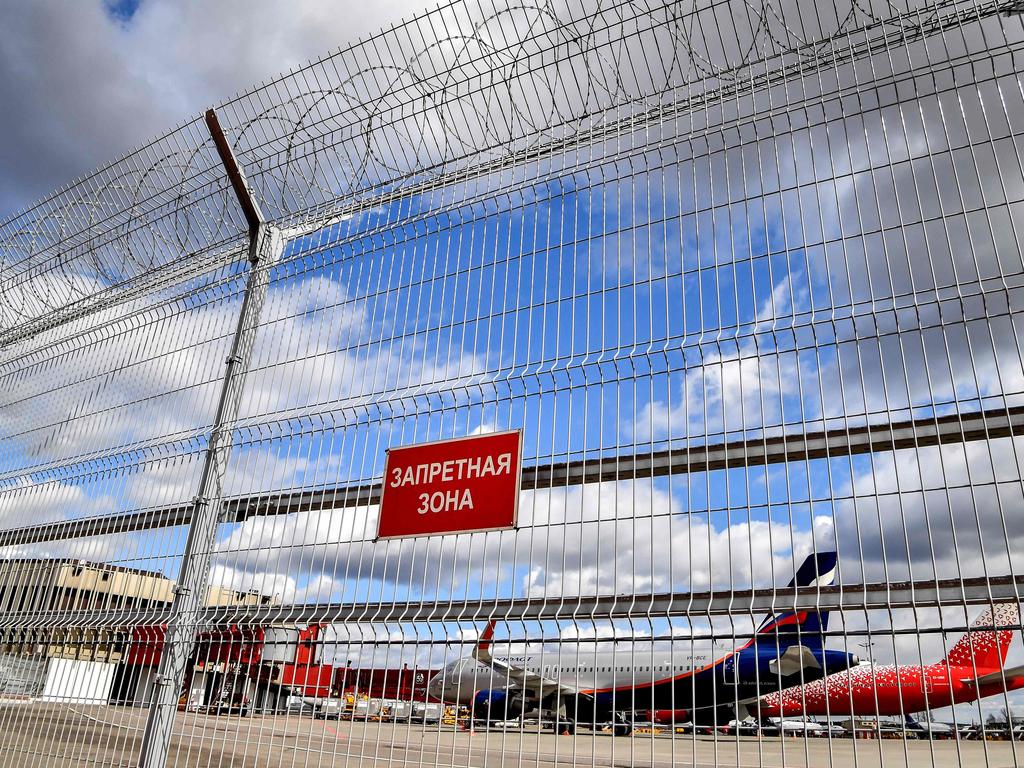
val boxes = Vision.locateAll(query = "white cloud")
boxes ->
[0,477,109,528]
[0,0,435,218]
[208,477,833,616]
[0,266,489,519]
[521,481,833,598]
[634,341,813,440]
[0,478,135,562]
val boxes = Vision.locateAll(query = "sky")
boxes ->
[2,0,1024,725]
[0,0,433,220]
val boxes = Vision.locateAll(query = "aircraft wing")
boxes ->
[961,664,1024,687]
[472,620,583,699]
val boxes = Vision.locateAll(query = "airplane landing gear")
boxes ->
[612,712,633,737]
[552,700,577,735]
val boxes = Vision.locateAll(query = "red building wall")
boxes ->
[124,624,438,702]
[333,666,436,701]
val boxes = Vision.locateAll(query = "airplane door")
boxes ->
[722,656,737,685]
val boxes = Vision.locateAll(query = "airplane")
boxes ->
[757,602,1023,718]
[426,551,859,734]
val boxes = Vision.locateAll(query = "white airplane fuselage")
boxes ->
[427,648,718,705]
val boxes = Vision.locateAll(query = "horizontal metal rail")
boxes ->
[0,573,1019,631]
[2,404,1022,548]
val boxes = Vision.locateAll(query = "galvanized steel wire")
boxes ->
[1,0,1024,766]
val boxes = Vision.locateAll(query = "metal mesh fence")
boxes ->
[2,0,1024,765]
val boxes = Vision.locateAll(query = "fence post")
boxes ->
[136,108,280,768]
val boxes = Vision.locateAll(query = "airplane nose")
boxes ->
[426,673,445,701]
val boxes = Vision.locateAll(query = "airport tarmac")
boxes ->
[0,703,1018,768]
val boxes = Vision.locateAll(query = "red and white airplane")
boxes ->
[758,603,1023,718]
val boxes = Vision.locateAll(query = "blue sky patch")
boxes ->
[104,0,141,23]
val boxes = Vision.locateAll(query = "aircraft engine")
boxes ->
[472,689,527,722]
[821,649,860,675]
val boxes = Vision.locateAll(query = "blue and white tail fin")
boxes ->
[755,551,837,647]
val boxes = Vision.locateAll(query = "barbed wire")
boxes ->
[1,0,998,338]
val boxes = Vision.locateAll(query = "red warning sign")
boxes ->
[377,430,522,539]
